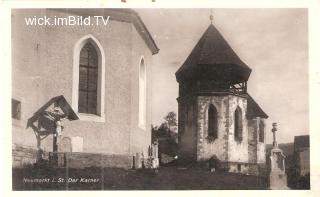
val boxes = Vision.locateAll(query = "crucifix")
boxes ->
[44,106,67,152]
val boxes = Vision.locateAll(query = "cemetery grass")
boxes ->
[12,165,268,190]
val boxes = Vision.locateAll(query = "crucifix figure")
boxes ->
[271,122,278,148]
[44,106,67,152]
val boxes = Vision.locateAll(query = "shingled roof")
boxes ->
[176,24,251,83]
[246,94,268,119]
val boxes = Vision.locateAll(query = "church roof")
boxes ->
[176,24,251,83]
[246,94,268,119]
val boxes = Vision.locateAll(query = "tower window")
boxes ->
[78,42,98,114]
[234,107,243,142]
[207,104,218,140]
[259,120,265,142]
[139,58,146,128]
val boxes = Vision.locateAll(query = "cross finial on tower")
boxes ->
[209,9,213,24]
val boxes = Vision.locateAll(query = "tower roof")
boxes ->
[246,94,268,119]
[176,24,251,83]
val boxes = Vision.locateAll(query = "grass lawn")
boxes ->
[12,166,268,190]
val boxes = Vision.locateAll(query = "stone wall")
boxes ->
[196,96,229,161]
[247,117,266,164]
[12,144,38,168]
[257,118,266,164]
[181,94,253,164]
[178,93,267,175]
[228,162,249,174]
[12,144,134,169]
[227,95,249,163]
[178,96,198,161]
[195,95,249,162]
[66,152,133,169]
[248,118,258,163]
[220,161,264,176]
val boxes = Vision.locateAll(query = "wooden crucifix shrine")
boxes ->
[27,95,79,165]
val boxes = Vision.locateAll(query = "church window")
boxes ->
[139,57,146,129]
[73,35,105,121]
[234,107,243,142]
[12,99,21,120]
[207,104,218,140]
[78,42,98,114]
[259,120,265,142]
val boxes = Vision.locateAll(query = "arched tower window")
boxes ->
[208,104,218,140]
[78,42,98,114]
[259,120,265,143]
[234,107,243,142]
[139,58,146,128]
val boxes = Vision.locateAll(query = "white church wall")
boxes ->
[11,9,154,161]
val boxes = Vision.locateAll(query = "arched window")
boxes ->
[72,35,105,121]
[234,107,243,142]
[139,58,146,128]
[259,120,265,142]
[208,104,218,140]
[78,42,98,114]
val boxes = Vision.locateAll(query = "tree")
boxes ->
[164,111,177,135]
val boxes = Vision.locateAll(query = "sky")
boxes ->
[136,9,308,144]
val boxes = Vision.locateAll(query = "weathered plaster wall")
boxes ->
[248,118,258,163]
[178,93,266,172]
[247,117,266,164]
[178,97,198,160]
[196,96,229,161]
[12,9,48,152]
[196,95,249,163]
[128,23,153,156]
[227,95,249,163]
[257,118,266,164]
[12,9,153,160]
[177,101,186,149]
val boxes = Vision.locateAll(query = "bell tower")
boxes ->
[176,15,268,174]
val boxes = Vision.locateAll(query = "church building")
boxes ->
[175,19,268,175]
[12,9,159,168]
